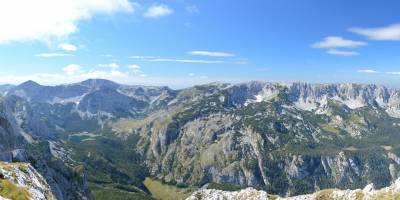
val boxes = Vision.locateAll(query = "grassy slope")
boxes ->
[0,179,30,200]
[144,178,196,200]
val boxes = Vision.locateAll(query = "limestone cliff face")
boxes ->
[0,162,55,200]
[4,79,400,197]
[129,82,400,195]
[0,97,89,200]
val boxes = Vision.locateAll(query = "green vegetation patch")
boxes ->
[65,131,152,199]
[381,145,393,151]
[0,179,30,200]
[319,124,340,134]
[206,182,243,191]
[90,183,153,200]
[144,177,196,200]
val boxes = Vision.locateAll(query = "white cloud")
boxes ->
[131,56,247,64]
[127,64,142,75]
[312,36,366,49]
[350,23,400,41]
[129,55,156,59]
[98,63,119,69]
[312,36,366,56]
[186,5,199,14]
[188,73,195,77]
[63,64,81,75]
[58,43,77,51]
[144,4,173,18]
[127,64,141,69]
[327,49,359,56]
[0,0,136,43]
[357,69,378,73]
[188,51,235,57]
[387,72,400,75]
[143,58,225,64]
[35,53,72,57]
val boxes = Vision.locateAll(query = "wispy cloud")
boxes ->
[98,63,119,69]
[127,64,142,75]
[58,43,77,52]
[129,55,156,59]
[327,49,359,56]
[188,51,235,57]
[387,72,400,75]
[101,54,113,57]
[144,58,226,64]
[130,54,247,64]
[357,69,378,73]
[350,23,400,41]
[127,64,140,69]
[0,1,137,44]
[34,53,72,57]
[130,56,247,64]
[312,36,366,56]
[144,4,173,18]
[63,64,81,75]
[312,36,366,49]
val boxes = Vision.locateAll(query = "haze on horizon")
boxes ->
[0,0,400,88]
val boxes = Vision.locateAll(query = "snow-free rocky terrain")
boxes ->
[187,177,400,200]
[0,161,54,200]
[2,79,400,199]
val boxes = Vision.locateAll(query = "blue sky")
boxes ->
[0,0,400,88]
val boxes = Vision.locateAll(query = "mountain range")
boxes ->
[1,79,400,199]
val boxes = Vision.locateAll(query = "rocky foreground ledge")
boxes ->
[187,178,400,200]
[0,162,54,200]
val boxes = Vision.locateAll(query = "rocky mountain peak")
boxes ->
[18,80,41,88]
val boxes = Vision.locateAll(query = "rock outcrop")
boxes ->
[0,161,55,200]
[187,177,400,200]
[187,188,269,200]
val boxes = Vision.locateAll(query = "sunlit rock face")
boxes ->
[186,188,269,200]
[3,79,400,198]
[0,162,55,200]
[187,177,400,200]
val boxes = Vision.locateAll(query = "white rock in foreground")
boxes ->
[0,161,55,200]
[187,178,400,200]
[186,187,268,200]
[281,178,400,200]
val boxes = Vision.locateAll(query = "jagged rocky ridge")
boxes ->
[0,161,55,200]
[0,91,89,199]
[186,187,268,200]
[187,177,400,200]
[3,79,400,198]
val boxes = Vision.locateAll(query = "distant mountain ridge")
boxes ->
[2,79,400,198]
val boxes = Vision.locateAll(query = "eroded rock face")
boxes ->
[187,177,400,200]
[0,161,55,200]
[186,188,269,200]
[128,81,400,195]
[0,97,89,200]
[4,79,400,198]
[280,177,400,200]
